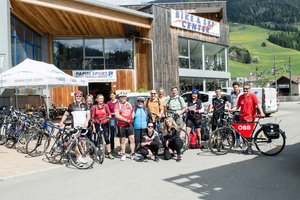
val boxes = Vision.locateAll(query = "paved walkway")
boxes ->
[0,145,62,180]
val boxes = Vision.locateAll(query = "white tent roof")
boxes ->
[0,58,87,88]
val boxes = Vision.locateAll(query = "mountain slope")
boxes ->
[229,24,300,77]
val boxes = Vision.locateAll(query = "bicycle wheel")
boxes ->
[26,132,47,157]
[5,125,17,148]
[68,137,97,169]
[16,130,32,154]
[179,128,189,154]
[254,128,286,156]
[91,132,105,164]
[0,124,8,145]
[44,134,64,164]
[208,127,235,155]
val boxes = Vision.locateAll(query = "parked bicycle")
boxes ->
[208,112,286,156]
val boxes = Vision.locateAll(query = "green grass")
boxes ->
[229,24,300,78]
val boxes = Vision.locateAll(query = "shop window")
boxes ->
[204,43,226,71]
[11,15,42,66]
[178,37,188,57]
[84,58,104,70]
[53,39,83,70]
[85,39,103,57]
[190,40,202,69]
[104,39,132,69]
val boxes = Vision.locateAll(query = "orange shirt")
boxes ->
[147,98,163,121]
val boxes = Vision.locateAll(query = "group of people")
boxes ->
[58,82,265,165]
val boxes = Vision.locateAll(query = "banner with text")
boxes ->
[171,9,220,37]
[73,70,117,82]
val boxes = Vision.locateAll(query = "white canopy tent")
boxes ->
[0,58,87,117]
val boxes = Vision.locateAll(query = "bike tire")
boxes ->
[0,124,8,145]
[5,125,17,148]
[44,135,64,164]
[26,132,47,157]
[179,128,190,154]
[68,137,97,169]
[254,128,286,156]
[16,131,31,154]
[208,127,235,155]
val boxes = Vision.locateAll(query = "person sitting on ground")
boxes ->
[137,122,161,162]
[162,117,183,162]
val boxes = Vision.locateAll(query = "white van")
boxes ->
[223,87,278,116]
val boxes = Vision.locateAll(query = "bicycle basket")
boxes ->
[262,123,280,139]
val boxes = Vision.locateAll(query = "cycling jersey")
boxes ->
[114,101,134,127]
[212,96,228,114]
[65,102,90,128]
[187,99,204,120]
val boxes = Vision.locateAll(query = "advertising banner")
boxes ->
[73,70,117,82]
[171,9,220,37]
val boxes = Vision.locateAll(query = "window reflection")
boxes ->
[105,39,132,69]
[179,77,204,94]
[85,39,103,57]
[178,37,226,71]
[205,43,225,71]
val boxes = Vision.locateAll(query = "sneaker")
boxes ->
[105,153,114,160]
[120,154,126,161]
[176,155,182,162]
[130,153,136,160]
[154,156,160,162]
[78,156,88,164]
[76,161,84,167]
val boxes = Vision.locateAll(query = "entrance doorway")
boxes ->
[88,82,112,102]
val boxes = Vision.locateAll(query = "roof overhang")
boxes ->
[10,0,153,36]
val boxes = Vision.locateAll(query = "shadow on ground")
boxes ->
[164,142,300,200]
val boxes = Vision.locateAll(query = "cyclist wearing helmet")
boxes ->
[114,92,135,161]
[59,90,90,128]
[185,89,204,148]
[59,90,90,166]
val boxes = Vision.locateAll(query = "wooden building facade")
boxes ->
[1,0,229,107]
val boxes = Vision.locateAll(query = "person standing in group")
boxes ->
[59,90,90,166]
[106,91,118,152]
[185,89,205,148]
[162,117,183,162]
[158,88,167,105]
[165,86,186,127]
[146,89,164,126]
[137,122,161,162]
[114,92,135,161]
[231,82,242,122]
[231,83,265,154]
[133,97,148,150]
[92,94,114,159]
[85,94,94,110]
[209,87,231,131]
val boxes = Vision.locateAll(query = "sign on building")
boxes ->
[170,9,220,37]
[73,70,117,82]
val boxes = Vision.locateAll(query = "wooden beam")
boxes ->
[17,0,152,29]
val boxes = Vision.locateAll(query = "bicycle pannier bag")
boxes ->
[262,123,280,139]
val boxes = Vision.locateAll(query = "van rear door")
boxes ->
[263,88,278,115]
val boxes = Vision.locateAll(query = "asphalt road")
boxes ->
[1,102,300,200]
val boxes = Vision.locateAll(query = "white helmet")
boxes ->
[118,92,127,97]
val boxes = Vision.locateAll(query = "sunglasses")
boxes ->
[76,95,82,97]
[151,93,156,95]
[147,126,153,128]
[243,88,250,90]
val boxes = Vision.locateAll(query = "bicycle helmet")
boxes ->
[137,97,145,102]
[191,89,200,95]
[74,90,83,96]
[118,92,127,97]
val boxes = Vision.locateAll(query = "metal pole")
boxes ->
[0,54,5,95]
[289,56,292,96]
[273,56,278,92]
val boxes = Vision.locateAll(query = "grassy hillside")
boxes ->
[229,24,300,78]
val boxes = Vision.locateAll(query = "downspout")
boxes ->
[133,37,155,90]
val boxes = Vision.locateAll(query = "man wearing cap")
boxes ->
[133,97,148,150]
[114,92,135,161]
[146,89,164,125]
[185,89,205,148]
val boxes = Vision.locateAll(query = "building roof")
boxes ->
[277,75,300,84]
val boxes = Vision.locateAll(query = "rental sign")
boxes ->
[73,70,117,82]
[171,10,220,37]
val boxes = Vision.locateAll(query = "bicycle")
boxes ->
[90,118,107,164]
[208,112,286,156]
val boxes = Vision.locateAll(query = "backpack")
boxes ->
[189,132,200,149]
[167,96,185,110]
